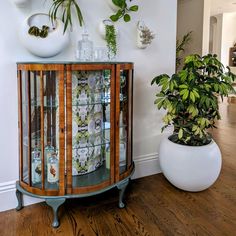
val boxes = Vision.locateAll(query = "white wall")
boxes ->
[177,0,210,59]
[0,0,177,211]
[221,13,236,67]
[202,0,211,55]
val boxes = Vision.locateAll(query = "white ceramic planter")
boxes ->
[18,13,69,58]
[136,21,155,49]
[159,135,222,192]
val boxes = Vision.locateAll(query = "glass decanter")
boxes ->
[77,29,93,61]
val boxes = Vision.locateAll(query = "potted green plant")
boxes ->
[49,0,84,33]
[108,0,139,22]
[151,54,236,191]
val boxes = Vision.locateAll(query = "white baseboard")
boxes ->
[0,153,161,212]
[0,181,43,212]
[133,152,161,179]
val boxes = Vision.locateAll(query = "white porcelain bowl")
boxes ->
[18,13,69,58]
[159,135,222,192]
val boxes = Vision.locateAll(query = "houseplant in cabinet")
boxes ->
[16,62,134,227]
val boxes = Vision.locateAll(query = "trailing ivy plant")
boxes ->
[151,54,236,146]
[110,0,139,22]
[105,24,117,59]
[49,0,83,34]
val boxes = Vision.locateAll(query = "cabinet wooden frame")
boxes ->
[17,62,134,197]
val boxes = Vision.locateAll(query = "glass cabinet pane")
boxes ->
[43,71,60,190]
[22,70,60,190]
[21,71,29,184]
[119,70,130,174]
[71,70,111,188]
[30,71,42,188]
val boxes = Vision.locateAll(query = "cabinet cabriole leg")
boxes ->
[117,178,130,208]
[16,189,23,211]
[45,198,66,228]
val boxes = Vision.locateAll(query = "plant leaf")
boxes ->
[124,14,131,22]
[129,5,139,11]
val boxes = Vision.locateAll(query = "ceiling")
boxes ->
[211,0,236,16]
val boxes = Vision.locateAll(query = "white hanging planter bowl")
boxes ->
[18,13,70,58]
[159,135,222,192]
[10,0,30,8]
[98,19,118,40]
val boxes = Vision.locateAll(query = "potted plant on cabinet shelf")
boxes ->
[49,0,84,33]
[151,54,236,192]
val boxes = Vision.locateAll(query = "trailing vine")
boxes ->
[105,24,117,59]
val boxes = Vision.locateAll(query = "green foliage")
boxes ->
[176,31,192,71]
[151,54,236,146]
[110,0,138,23]
[105,24,117,58]
[49,0,84,34]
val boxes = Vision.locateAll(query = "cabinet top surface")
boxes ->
[17,61,133,65]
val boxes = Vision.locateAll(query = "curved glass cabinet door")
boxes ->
[116,64,133,179]
[66,65,115,194]
[19,65,65,195]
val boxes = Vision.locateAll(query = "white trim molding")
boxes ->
[133,152,161,179]
[0,152,161,212]
[0,180,43,212]
[0,181,16,193]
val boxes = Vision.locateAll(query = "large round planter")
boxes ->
[18,13,69,58]
[159,135,222,192]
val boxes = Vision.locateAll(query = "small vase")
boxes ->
[98,19,118,39]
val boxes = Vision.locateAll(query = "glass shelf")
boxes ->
[31,181,59,190]
[22,97,127,107]
[72,138,110,150]
[23,124,127,144]
[72,162,110,187]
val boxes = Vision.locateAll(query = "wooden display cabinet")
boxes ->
[16,62,134,227]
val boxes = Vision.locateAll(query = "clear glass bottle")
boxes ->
[47,152,59,184]
[45,142,54,162]
[45,142,55,172]
[31,147,42,184]
[77,29,93,61]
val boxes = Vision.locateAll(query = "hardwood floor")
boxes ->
[0,100,236,236]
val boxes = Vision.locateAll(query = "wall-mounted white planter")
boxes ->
[18,13,70,58]
[137,21,155,49]
[98,19,118,39]
[10,0,30,8]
